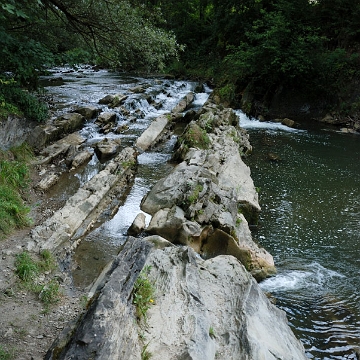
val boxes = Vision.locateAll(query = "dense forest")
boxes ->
[1,0,360,124]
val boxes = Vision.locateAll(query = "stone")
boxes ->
[36,173,59,191]
[127,213,146,236]
[54,113,85,132]
[94,137,121,162]
[27,147,137,257]
[144,245,307,360]
[74,106,100,120]
[27,125,61,151]
[44,238,152,360]
[141,105,274,279]
[171,92,195,113]
[109,93,128,108]
[98,94,115,105]
[96,112,117,125]
[70,150,93,170]
[281,117,296,127]
[36,132,86,165]
[135,114,169,152]
[129,85,147,93]
[0,115,36,151]
[44,240,306,360]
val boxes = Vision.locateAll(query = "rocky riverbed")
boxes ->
[0,70,307,359]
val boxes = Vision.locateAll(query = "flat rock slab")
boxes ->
[45,238,153,360]
[135,114,169,152]
[28,147,137,256]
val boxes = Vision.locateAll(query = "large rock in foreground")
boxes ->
[45,238,307,360]
[144,244,307,360]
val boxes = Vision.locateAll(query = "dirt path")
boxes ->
[0,171,85,360]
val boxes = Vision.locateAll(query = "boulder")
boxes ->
[44,239,306,360]
[36,173,59,191]
[127,213,146,236]
[98,94,115,105]
[0,115,36,151]
[135,114,169,152]
[281,117,296,127]
[70,149,93,170]
[144,245,307,360]
[129,85,147,93]
[28,112,85,152]
[27,125,62,151]
[171,92,195,113]
[27,147,137,257]
[36,132,86,165]
[94,137,121,162]
[74,106,100,120]
[45,238,152,360]
[54,113,85,133]
[96,111,117,125]
[109,93,128,108]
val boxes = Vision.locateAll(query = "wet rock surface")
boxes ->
[0,69,306,360]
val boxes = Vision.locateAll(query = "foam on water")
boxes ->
[235,109,305,133]
[260,262,345,293]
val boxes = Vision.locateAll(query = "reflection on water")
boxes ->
[242,114,360,359]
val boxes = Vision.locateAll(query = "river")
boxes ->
[237,113,360,359]
[41,67,360,359]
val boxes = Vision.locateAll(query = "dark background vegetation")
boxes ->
[1,0,360,122]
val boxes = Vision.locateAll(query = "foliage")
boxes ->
[133,265,155,323]
[187,183,204,205]
[181,123,210,150]
[0,78,48,122]
[0,143,33,238]
[39,279,61,308]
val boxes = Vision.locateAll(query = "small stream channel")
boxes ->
[40,66,210,287]
[41,67,360,360]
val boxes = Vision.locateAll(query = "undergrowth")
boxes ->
[0,144,33,238]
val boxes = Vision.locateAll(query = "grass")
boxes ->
[15,251,39,282]
[0,345,12,360]
[14,250,61,311]
[132,265,155,323]
[188,183,203,205]
[209,326,216,338]
[141,343,152,360]
[180,123,210,151]
[0,144,33,238]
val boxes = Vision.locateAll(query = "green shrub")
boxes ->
[0,79,48,122]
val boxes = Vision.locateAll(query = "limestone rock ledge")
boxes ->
[141,103,275,280]
[45,238,307,360]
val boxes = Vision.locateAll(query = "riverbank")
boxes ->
[0,69,307,359]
